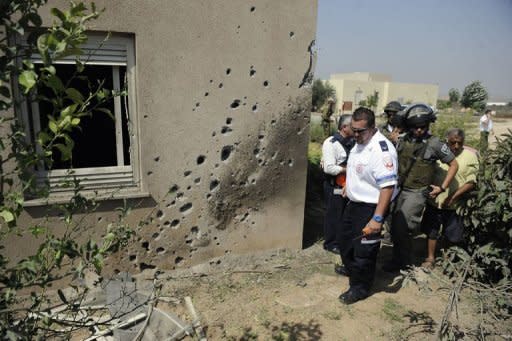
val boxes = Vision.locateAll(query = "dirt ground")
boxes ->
[140,243,485,340]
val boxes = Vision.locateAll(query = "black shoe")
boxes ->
[338,289,368,305]
[324,245,340,254]
[334,264,350,277]
[382,261,405,273]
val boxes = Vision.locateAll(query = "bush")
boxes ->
[459,130,512,281]
[430,111,479,148]
[307,142,322,166]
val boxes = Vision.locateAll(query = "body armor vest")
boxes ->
[397,135,436,189]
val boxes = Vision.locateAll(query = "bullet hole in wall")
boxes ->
[156,210,164,219]
[180,203,193,213]
[230,99,241,109]
[154,156,160,162]
[184,170,192,177]
[156,247,165,254]
[221,126,232,134]
[250,6,255,12]
[289,31,294,38]
[141,241,149,250]
[226,68,231,75]
[210,179,219,191]
[263,80,269,87]
[226,117,232,125]
[169,184,179,194]
[152,232,159,239]
[191,226,199,234]
[221,145,233,161]
[175,256,184,265]
[252,104,258,112]
[218,83,223,88]
[139,263,156,271]
[197,155,206,165]
[195,102,200,107]
[170,219,180,228]
[204,92,209,97]
[129,254,136,261]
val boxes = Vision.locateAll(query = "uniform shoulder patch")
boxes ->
[440,143,450,155]
[379,141,389,152]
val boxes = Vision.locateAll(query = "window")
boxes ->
[18,33,144,203]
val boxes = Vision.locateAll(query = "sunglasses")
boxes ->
[350,126,370,134]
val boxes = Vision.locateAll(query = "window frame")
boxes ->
[17,32,146,205]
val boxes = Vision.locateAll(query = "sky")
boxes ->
[314,0,512,100]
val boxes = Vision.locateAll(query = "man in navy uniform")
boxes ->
[321,115,354,253]
[338,107,398,304]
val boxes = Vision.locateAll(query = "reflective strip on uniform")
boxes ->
[361,239,381,244]
[376,174,397,185]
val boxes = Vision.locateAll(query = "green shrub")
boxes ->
[431,111,479,148]
[458,130,512,282]
[308,142,322,166]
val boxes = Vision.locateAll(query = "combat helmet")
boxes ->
[404,103,436,128]
[383,101,403,114]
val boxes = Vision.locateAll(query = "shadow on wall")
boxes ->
[302,159,325,248]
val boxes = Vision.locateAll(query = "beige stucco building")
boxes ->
[328,72,439,113]
[2,0,318,273]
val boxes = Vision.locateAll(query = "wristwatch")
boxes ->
[440,185,446,192]
[372,215,384,223]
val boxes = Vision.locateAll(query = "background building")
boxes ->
[328,72,439,113]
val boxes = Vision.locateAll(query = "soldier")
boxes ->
[380,101,405,145]
[321,115,355,253]
[383,104,459,272]
[321,97,336,137]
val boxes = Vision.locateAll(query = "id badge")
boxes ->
[333,188,343,195]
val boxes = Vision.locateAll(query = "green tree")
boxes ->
[460,80,488,111]
[365,90,379,111]
[312,79,336,111]
[448,88,460,104]
[0,1,133,338]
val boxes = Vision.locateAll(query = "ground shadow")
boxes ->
[232,320,323,340]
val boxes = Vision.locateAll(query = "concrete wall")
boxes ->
[4,0,318,273]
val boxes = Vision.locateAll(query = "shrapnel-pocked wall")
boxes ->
[5,0,318,272]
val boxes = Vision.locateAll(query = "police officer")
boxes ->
[338,107,398,304]
[321,115,355,253]
[380,101,405,145]
[383,103,459,272]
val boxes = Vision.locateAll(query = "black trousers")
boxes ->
[338,201,381,295]
[323,181,348,250]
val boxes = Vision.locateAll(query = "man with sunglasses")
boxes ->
[337,107,398,304]
[383,103,459,272]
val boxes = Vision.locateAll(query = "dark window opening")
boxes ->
[32,64,130,170]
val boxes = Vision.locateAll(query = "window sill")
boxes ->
[23,188,150,207]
